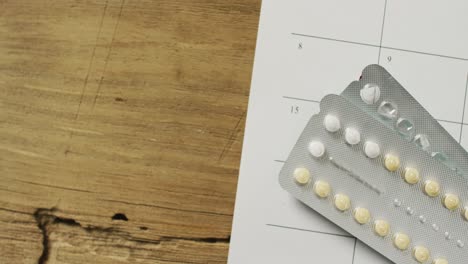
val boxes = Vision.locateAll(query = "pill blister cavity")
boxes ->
[413,246,430,263]
[431,152,449,163]
[404,167,420,184]
[419,215,426,224]
[393,198,402,207]
[354,207,371,224]
[406,207,414,216]
[424,181,440,197]
[396,118,414,138]
[393,233,411,250]
[378,101,398,120]
[432,224,439,232]
[444,232,452,240]
[324,114,341,133]
[456,240,464,248]
[293,168,310,185]
[364,141,380,159]
[313,181,331,198]
[443,194,459,210]
[308,141,325,158]
[414,134,430,151]
[374,220,390,237]
[360,83,381,104]
[334,194,351,212]
[384,154,400,172]
[345,128,361,145]
[433,258,448,264]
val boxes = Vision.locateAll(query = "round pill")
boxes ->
[313,181,331,198]
[308,141,325,158]
[293,168,310,185]
[443,194,459,210]
[463,207,468,221]
[334,194,351,212]
[345,128,361,145]
[384,154,400,172]
[364,141,380,159]
[424,180,440,197]
[413,246,430,263]
[433,258,448,264]
[393,233,411,250]
[324,114,341,133]
[404,167,420,184]
[354,207,371,224]
[374,220,390,237]
[360,83,381,105]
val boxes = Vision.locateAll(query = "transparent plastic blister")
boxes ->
[341,65,468,177]
[279,94,468,264]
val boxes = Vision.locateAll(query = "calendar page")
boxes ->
[228,0,468,263]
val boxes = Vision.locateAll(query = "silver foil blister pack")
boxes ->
[279,94,468,264]
[341,65,468,177]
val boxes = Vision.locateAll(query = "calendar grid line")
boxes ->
[436,118,464,126]
[267,224,357,264]
[292,33,379,48]
[459,73,468,143]
[292,33,468,62]
[377,0,388,64]
[283,96,320,103]
[352,238,358,264]
[382,46,468,62]
[266,224,354,239]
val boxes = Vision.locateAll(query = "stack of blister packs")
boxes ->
[279,65,468,264]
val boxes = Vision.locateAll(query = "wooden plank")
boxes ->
[0,0,260,263]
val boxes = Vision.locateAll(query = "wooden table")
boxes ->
[0,1,260,263]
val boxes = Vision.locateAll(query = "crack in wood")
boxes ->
[33,208,54,264]
[33,207,230,264]
[111,213,129,221]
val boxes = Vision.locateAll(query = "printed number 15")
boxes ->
[291,106,299,114]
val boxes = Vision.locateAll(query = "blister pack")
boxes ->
[279,94,468,264]
[341,65,468,176]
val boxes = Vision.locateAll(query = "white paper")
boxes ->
[228,1,468,263]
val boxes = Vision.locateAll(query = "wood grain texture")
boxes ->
[0,0,260,263]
